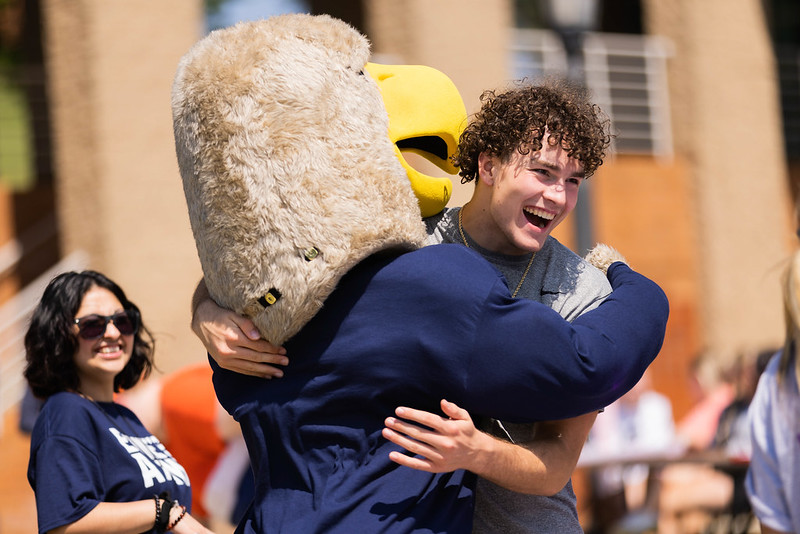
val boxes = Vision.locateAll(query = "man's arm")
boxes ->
[191,278,289,378]
[383,399,596,495]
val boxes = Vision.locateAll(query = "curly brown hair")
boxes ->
[452,78,612,182]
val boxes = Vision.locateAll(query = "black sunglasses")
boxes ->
[73,310,139,340]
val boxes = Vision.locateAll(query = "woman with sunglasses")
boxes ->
[24,270,215,534]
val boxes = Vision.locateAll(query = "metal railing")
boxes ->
[511,29,674,158]
[0,250,88,419]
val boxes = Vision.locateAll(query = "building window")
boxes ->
[512,29,673,158]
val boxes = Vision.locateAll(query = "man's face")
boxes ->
[480,134,584,255]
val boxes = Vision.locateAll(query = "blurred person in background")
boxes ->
[658,348,770,534]
[17,385,43,434]
[745,247,800,534]
[160,362,254,532]
[202,416,254,531]
[23,270,214,534]
[159,363,229,526]
[580,371,676,533]
[713,349,774,461]
[673,351,737,452]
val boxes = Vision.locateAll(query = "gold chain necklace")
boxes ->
[457,208,535,298]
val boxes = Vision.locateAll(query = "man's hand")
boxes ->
[382,399,493,474]
[192,298,288,379]
[384,399,598,495]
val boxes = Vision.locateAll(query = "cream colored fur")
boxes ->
[584,243,627,274]
[172,15,427,345]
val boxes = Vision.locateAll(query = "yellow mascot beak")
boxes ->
[365,63,467,217]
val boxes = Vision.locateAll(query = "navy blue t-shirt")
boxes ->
[28,391,192,534]
[213,244,669,533]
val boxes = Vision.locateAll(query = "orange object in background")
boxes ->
[160,363,226,519]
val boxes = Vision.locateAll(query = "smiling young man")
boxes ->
[380,81,613,534]
[192,79,619,532]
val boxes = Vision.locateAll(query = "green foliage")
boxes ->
[204,0,229,16]
[515,0,546,28]
[0,69,33,190]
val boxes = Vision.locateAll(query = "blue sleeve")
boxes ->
[458,262,668,422]
[30,435,103,534]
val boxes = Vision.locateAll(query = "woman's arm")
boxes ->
[47,499,215,534]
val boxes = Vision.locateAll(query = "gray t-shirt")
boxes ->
[426,207,612,534]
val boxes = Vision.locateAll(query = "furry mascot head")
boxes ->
[172,14,467,345]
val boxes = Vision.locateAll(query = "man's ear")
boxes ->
[477,152,496,186]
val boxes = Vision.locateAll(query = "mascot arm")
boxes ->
[461,262,669,422]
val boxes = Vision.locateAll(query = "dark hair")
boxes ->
[452,78,612,182]
[23,270,154,398]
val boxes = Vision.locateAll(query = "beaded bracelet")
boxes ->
[167,505,187,531]
[154,492,174,533]
[152,495,161,530]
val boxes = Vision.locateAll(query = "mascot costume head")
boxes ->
[172,14,466,345]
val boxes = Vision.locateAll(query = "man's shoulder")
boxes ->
[534,237,611,319]
[373,244,513,308]
[423,207,456,244]
[405,243,497,277]
[538,237,611,292]
[423,207,449,228]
